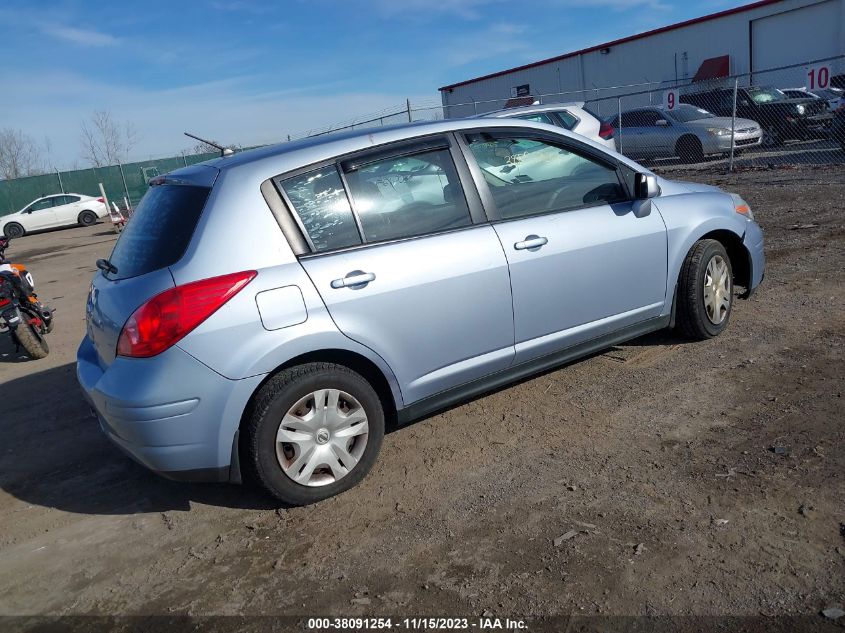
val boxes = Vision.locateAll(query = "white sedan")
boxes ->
[1,193,109,238]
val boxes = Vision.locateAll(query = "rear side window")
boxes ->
[514,112,557,126]
[555,110,579,130]
[342,147,471,243]
[107,184,210,280]
[279,165,362,253]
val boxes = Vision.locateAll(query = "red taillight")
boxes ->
[97,197,105,203]
[117,271,257,358]
[599,121,615,140]
[0,297,10,308]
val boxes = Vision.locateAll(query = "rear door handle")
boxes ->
[514,235,548,251]
[330,271,376,289]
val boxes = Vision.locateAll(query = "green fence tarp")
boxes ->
[0,151,219,216]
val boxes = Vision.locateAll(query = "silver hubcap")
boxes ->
[275,389,369,487]
[703,255,731,325]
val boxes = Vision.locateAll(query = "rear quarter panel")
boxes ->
[169,166,404,407]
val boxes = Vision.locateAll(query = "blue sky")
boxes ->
[0,0,744,168]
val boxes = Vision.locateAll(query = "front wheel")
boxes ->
[676,136,704,164]
[676,239,733,340]
[242,363,385,505]
[13,321,50,359]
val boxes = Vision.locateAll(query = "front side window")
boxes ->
[279,166,362,253]
[466,135,626,219]
[342,147,471,243]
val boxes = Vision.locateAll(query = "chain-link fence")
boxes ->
[432,55,845,173]
[1,56,842,218]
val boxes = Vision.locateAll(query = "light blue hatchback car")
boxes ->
[77,118,764,505]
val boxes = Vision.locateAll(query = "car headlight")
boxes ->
[706,128,729,136]
[796,104,806,115]
[730,193,754,221]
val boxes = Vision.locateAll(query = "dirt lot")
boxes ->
[0,167,843,630]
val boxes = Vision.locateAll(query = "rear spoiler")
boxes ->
[148,164,219,189]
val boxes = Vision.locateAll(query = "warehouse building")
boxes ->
[439,0,845,118]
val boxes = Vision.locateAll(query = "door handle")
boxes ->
[330,271,376,289]
[514,235,548,251]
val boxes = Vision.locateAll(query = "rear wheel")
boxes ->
[676,239,733,340]
[78,210,97,226]
[3,223,24,238]
[243,363,385,505]
[13,321,49,359]
[676,136,704,163]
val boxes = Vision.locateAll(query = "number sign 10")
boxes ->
[807,64,831,90]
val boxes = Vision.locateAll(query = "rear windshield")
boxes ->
[106,184,210,280]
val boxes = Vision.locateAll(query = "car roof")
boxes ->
[179,117,634,185]
[478,102,586,118]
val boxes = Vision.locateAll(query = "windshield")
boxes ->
[667,104,716,122]
[747,87,785,104]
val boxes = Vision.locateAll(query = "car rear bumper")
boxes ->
[742,220,765,298]
[76,335,264,482]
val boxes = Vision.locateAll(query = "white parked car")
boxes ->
[1,193,109,238]
[477,102,617,150]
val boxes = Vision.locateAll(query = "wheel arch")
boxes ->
[239,348,400,432]
[697,228,751,292]
[675,133,703,156]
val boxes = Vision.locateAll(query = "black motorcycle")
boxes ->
[0,236,53,359]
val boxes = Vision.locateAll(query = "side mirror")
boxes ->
[655,119,669,126]
[634,173,660,199]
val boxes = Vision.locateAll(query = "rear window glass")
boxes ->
[106,184,210,280]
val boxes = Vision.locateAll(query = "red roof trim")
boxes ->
[438,0,783,91]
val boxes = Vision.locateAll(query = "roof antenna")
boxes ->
[184,132,234,157]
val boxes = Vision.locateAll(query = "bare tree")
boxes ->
[80,110,140,167]
[190,139,223,155]
[0,128,44,179]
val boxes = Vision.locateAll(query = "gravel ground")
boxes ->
[0,167,843,630]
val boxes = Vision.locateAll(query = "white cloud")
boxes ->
[369,0,507,20]
[37,23,119,47]
[445,22,534,66]
[0,71,437,168]
[554,0,671,10]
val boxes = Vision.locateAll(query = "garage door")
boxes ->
[751,0,842,72]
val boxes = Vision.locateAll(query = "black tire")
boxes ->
[4,223,24,238]
[676,239,733,340]
[78,210,97,226]
[676,136,704,164]
[242,362,385,506]
[13,322,49,359]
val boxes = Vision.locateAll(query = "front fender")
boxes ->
[653,191,748,317]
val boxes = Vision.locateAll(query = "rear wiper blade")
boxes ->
[96,259,118,275]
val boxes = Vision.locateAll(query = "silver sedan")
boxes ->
[612,104,762,163]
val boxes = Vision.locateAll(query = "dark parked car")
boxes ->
[832,105,845,150]
[682,86,828,145]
